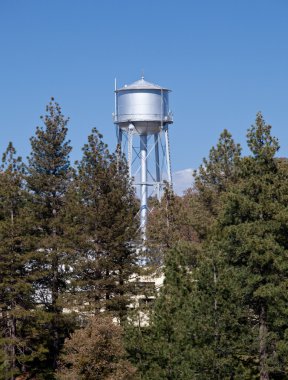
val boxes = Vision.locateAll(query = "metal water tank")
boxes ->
[114,77,172,135]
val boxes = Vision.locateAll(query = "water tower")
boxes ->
[113,77,173,238]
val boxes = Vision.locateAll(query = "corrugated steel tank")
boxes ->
[114,78,172,135]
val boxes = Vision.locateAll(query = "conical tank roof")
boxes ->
[116,77,170,92]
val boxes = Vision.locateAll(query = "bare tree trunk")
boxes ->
[213,262,219,378]
[51,250,60,371]
[9,209,16,380]
[51,211,60,371]
[10,316,16,380]
[259,304,269,380]
[4,311,17,380]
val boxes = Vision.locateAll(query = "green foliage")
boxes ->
[147,187,182,267]
[132,114,288,379]
[127,248,197,379]
[191,128,242,246]
[193,113,288,378]
[0,143,36,378]
[26,98,75,375]
[147,186,199,272]
[196,128,242,189]
[247,112,279,161]
[65,128,139,320]
[2,98,288,380]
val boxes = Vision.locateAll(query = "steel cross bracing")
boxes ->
[127,132,170,183]
[118,127,172,194]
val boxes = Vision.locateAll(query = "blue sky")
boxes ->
[1,0,288,192]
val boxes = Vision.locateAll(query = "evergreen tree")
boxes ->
[194,128,242,201]
[146,187,181,267]
[146,130,241,272]
[127,248,196,380]
[26,98,74,374]
[194,113,288,379]
[188,129,241,245]
[189,238,255,379]
[0,143,31,379]
[65,128,138,320]
[146,186,199,271]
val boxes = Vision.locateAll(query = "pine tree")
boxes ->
[192,129,242,239]
[26,98,74,374]
[127,247,197,380]
[0,143,39,379]
[146,186,199,271]
[146,187,181,268]
[65,128,138,320]
[194,113,288,378]
[0,140,71,379]
[147,130,242,272]
[194,128,242,199]
[189,237,256,379]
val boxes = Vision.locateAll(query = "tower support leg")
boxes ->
[164,125,172,187]
[154,133,161,200]
[116,128,122,171]
[127,124,134,178]
[140,134,148,240]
